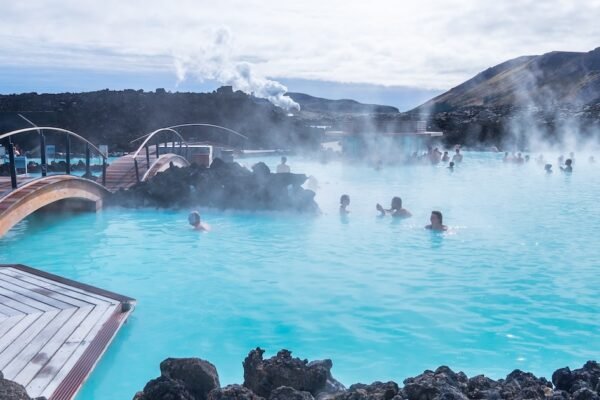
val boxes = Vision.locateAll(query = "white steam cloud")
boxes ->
[173,27,300,111]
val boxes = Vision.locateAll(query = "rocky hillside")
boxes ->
[288,92,399,114]
[0,87,322,152]
[417,48,600,113]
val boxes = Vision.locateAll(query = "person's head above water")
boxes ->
[428,210,446,230]
[281,156,287,164]
[188,211,201,227]
[545,164,552,172]
[449,161,455,168]
[565,159,572,166]
[391,196,402,210]
[340,194,350,206]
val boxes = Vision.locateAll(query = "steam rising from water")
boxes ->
[172,27,300,111]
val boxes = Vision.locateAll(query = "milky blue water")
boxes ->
[0,153,598,400]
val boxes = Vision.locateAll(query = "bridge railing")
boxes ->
[0,127,108,190]
[130,128,189,183]
[130,123,249,147]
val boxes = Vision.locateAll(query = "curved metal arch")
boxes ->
[130,123,249,144]
[131,128,188,159]
[141,154,190,182]
[0,127,107,160]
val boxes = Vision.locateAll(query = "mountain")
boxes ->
[416,47,600,113]
[287,92,399,114]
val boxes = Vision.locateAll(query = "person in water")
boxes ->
[276,156,291,173]
[425,211,448,231]
[452,148,463,163]
[544,164,553,174]
[340,194,350,215]
[560,159,573,173]
[188,211,210,231]
[448,161,455,171]
[376,196,412,218]
[441,151,450,162]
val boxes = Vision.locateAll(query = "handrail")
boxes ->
[130,127,189,159]
[0,127,107,160]
[129,123,249,144]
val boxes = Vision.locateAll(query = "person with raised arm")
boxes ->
[376,197,412,218]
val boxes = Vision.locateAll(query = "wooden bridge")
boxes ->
[0,124,248,238]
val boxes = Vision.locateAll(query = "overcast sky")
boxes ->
[1,0,599,92]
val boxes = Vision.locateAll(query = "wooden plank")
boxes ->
[0,293,44,314]
[0,300,25,317]
[0,285,59,312]
[12,306,94,386]
[26,304,115,398]
[0,314,26,338]
[0,312,43,355]
[0,309,61,374]
[0,278,81,310]
[0,269,117,306]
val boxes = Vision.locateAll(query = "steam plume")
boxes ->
[173,27,300,111]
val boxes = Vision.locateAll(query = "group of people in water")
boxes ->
[340,195,447,231]
[504,151,597,173]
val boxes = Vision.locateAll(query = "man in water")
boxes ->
[561,159,573,173]
[340,194,350,215]
[448,161,455,171]
[441,151,450,162]
[276,156,291,173]
[376,196,412,218]
[544,164,553,174]
[425,211,448,231]
[188,211,210,231]
[452,148,463,163]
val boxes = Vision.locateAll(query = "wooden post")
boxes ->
[40,133,47,177]
[65,136,71,175]
[85,144,91,177]
[6,140,17,189]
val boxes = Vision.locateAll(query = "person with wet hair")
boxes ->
[544,164,553,174]
[441,151,450,162]
[425,211,448,231]
[188,211,210,231]
[340,194,350,215]
[276,156,291,173]
[452,148,463,163]
[448,161,455,171]
[376,196,412,218]
[561,159,573,173]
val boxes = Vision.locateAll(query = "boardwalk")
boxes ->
[0,264,134,400]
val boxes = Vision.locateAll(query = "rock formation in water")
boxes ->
[133,348,600,400]
[109,159,319,214]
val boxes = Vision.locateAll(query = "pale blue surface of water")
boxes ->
[0,153,598,399]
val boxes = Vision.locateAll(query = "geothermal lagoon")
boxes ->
[1,153,598,400]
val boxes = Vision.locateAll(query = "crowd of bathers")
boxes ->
[504,151,596,173]
[339,195,447,231]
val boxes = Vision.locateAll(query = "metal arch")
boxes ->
[129,123,249,144]
[130,127,189,159]
[0,127,107,160]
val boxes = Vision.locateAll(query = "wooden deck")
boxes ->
[0,264,135,400]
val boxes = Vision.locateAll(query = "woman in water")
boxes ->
[425,211,448,231]
[376,197,412,218]
[560,159,573,173]
[188,211,210,231]
[340,194,350,215]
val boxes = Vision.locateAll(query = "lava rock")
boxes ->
[572,388,600,400]
[333,381,400,400]
[160,358,221,400]
[270,386,315,400]
[402,366,468,400]
[243,348,334,397]
[133,376,195,400]
[497,370,551,400]
[0,375,36,400]
[208,384,265,400]
[465,374,498,399]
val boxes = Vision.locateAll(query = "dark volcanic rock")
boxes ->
[0,375,36,400]
[497,370,552,400]
[208,384,265,400]
[553,362,600,396]
[160,358,220,400]
[402,366,468,400]
[332,381,400,400]
[110,161,319,213]
[133,376,195,400]
[465,374,498,399]
[269,386,315,400]
[243,348,334,397]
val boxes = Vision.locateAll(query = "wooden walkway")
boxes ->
[0,264,135,400]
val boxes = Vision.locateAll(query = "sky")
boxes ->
[1,0,599,109]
